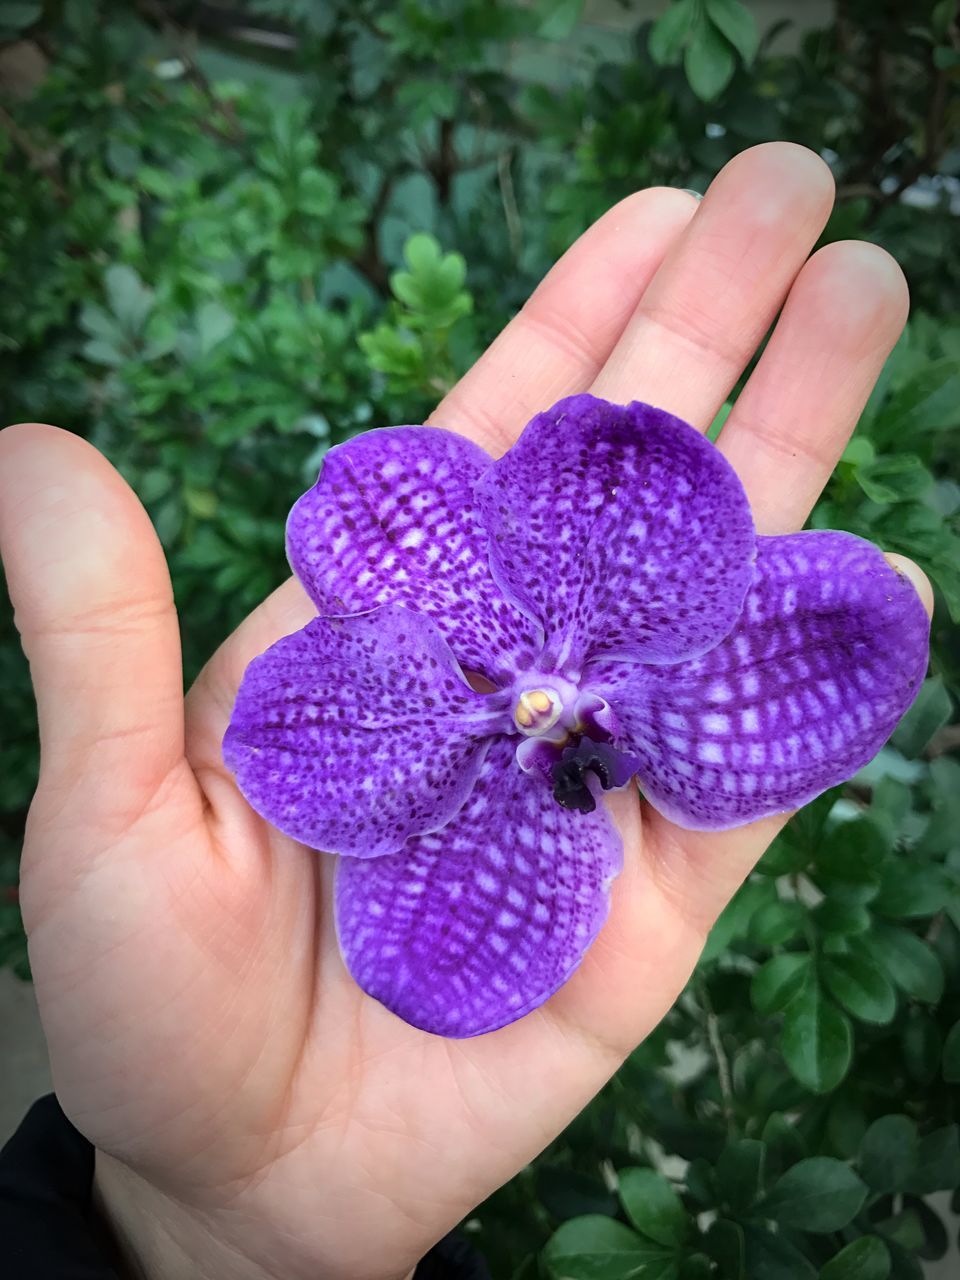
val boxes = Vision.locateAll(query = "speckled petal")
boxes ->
[475,394,755,674]
[335,736,623,1037]
[592,532,930,830]
[224,604,511,857]
[286,426,542,682]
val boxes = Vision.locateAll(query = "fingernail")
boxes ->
[883,552,935,619]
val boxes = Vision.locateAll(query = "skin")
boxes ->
[0,142,934,1280]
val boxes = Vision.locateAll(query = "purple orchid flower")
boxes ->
[224,395,929,1038]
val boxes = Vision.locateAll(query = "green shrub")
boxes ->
[2,1,958,1274]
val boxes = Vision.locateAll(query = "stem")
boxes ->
[498,147,522,260]
[134,0,244,142]
[354,170,395,291]
[697,977,736,1134]
[431,116,456,206]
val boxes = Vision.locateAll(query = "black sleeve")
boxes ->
[0,1096,490,1280]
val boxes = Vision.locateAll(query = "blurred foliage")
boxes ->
[2,0,960,1275]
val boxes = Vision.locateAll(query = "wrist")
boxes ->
[93,1150,417,1280]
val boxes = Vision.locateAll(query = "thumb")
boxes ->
[0,424,187,834]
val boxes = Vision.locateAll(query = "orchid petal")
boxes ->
[593,532,930,830]
[475,394,755,674]
[335,736,623,1037]
[287,426,542,682]
[224,604,510,857]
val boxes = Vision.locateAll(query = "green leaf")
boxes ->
[817,816,891,883]
[390,234,473,329]
[678,1257,712,1280]
[395,78,458,123]
[861,924,944,1003]
[904,1125,960,1195]
[648,0,695,66]
[874,359,960,440]
[104,264,154,334]
[81,336,127,367]
[742,1224,817,1278]
[870,777,912,831]
[855,455,932,504]
[537,1168,618,1222]
[403,233,442,273]
[873,1208,925,1253]
[891,676,952,758]
[762,790,840,876]
[196,302,236,354]
[873,862,954,920]
[842,436,876,467]
[0,2,42,29]
[543,1215,677,1280]
[359,324,424,379]
[814,898,871,936]
[859,1115,919,1193]
[819,1236,891,1280]
[751,953,812,1015]
[943,1019,960,1083]
[715,1139,766,1215]
[827,1097,869,1159]
[183,487,218,520]
[619,1168,691,1247]
[759,1157,867,1232]
[703,1219,745,1279]
[538,0,584,40]
[705,0,759,63]
[822,951,897,1025]
[750,899,806,946]
[902,1010,943,1084]
[761,1113,806,1176]
[700,877,775,962]
[683,21,736,100]
[780,978,853,1093]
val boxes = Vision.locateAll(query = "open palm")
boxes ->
[0,144,931,1280]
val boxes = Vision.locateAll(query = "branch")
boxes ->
[697,977,736,1134]
[428,116,456,206]
[353,170,396,292]
[134,0,244,142]
[498,147,521,260]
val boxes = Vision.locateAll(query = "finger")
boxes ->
[591,142,836,424]
[884,553,935,616]
[0,425,190,831]
[429,186,699,453]
[638,238,915,920]
[718,240,910,533]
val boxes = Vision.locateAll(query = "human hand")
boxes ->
[0,143,933,1280]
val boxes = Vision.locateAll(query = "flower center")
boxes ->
[510,677,639,813]
[512,687,563,735]
[509,675,581,740]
